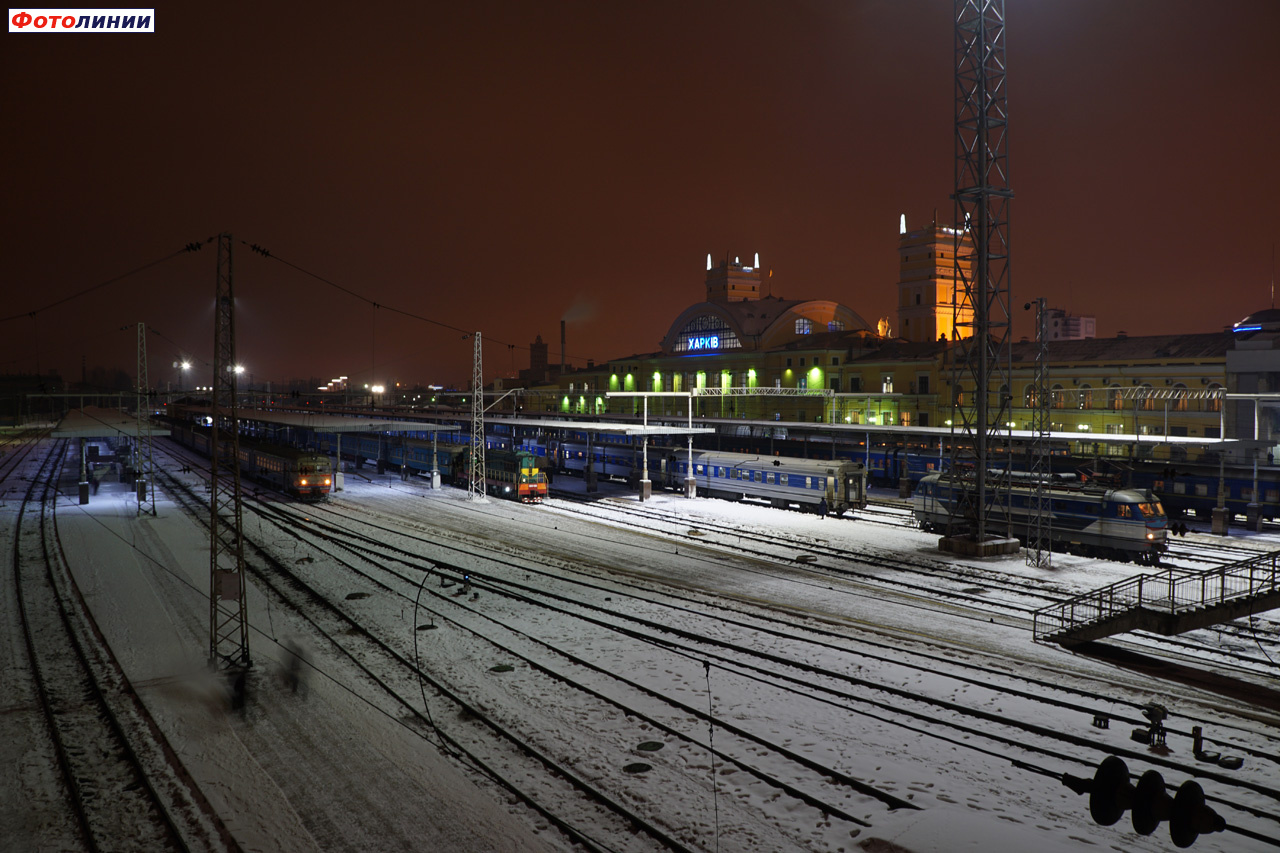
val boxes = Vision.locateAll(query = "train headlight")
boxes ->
[300,478,308,486]
[1147,532,1154,540]
[325,478,331,485]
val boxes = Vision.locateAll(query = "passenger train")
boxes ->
[168,422,333,501]
[312,431,548,503]
[662,449,867,515]
[549,438,867,513]
[1130,460,1280,524]
[913,471,1167,564]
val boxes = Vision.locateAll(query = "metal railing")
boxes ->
[1033,550,1280,643]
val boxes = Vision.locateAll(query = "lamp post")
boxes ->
[232,364,246,409]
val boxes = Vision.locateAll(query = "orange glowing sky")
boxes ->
[3,0,1277,389]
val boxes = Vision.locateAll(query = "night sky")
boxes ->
[3,1,1277,390]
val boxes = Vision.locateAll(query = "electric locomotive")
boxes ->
[913,471,1167,564]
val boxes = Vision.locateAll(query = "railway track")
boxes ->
[8,440,232,853]
[544,491,1280,676]
[249,484,1280,851]
[145,442,1280,849]
[149,450,709,853]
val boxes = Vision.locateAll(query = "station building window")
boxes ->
[1205,384,1222,412]
[1138,384,1155,411]
[796,318,812,335]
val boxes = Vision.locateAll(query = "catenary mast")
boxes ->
[208,233,251,673]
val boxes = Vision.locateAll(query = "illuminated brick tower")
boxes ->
[896,217,974,343]
[706,252,765,303]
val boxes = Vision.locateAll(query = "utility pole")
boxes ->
[135,322,157,516]
[469,332,487,501]
[208,233,250,676]
[944,0,1016,557]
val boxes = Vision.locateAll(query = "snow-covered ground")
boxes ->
[3,442,1278,852]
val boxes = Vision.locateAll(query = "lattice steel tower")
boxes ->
[1026,297,1051,568]
[948,0,1014,544]
[135,322,157,516]
[468,331,487,501]
[208,233,250,672]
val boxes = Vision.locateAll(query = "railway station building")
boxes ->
[521,221,1275,463]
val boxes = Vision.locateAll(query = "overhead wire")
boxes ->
[0,241,210,325]
[244,240,589,367]
[3,234,591,378]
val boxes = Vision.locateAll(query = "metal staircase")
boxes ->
[1034,551,1280,646]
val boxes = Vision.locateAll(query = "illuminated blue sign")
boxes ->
[688,335,720,351]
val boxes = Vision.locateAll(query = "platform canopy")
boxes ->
[184,407,463,434]
[52,406,172,439]
[486,415,714,436]
[691,416,1244,447]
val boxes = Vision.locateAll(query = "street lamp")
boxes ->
[171,359,192,394]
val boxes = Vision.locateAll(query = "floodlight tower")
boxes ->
[208,233,250,673]
[947,0,1014,551]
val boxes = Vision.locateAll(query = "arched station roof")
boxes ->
[660,296,872,356]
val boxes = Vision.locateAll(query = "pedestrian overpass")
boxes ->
[1033,552,1280,646]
